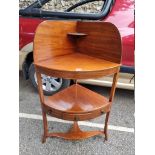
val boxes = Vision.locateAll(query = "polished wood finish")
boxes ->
[47,121,104,140]
[76,21,122,63]
[35,53,120,79]
[36,63,119,80]
[104,72,120,140]
[34,21,121,80]
[34,21,76,63]
[36,71,48,143]
[34,20,122,143]
[43,84,111,121]
[45,84,110,114]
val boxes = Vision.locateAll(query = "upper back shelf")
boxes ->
[34,20,122,64]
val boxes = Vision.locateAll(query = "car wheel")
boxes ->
[28,63,70,96]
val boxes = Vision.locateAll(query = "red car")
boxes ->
[19,0,134,95]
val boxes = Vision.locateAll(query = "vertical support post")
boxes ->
[69,121,82,133]
[104,69,120,141]
[109,71,120,103]
[36,69,48,143]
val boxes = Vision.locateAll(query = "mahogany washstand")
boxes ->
[34,21,122,143]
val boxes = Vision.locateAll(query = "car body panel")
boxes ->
[19,17,43,50]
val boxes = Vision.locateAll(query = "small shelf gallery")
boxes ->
[67,32,88,37]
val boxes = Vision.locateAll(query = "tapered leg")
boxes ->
[104,71,119,141]
[35,70,49,143]
[104,112,110,141]
[42,111,48,143]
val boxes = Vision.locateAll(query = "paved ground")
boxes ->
[19,74,135,155]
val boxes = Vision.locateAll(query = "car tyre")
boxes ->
[28,63,70,96]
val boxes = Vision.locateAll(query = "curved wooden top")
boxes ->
[34,20,122,79]
[35,53,120,79]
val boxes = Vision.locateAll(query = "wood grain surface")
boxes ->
[33,20,122,142]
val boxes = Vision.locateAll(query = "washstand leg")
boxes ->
[104,112,110,141]
[104,71,119,141]
[35,71,48,143]
[42,111,48,143]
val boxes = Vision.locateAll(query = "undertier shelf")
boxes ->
[44,84,111,121]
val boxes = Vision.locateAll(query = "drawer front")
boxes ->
[44,105,110,121]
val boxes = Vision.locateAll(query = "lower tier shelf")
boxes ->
[43,84,111,121]
[44,121,105,141]
[42,121,107,143]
